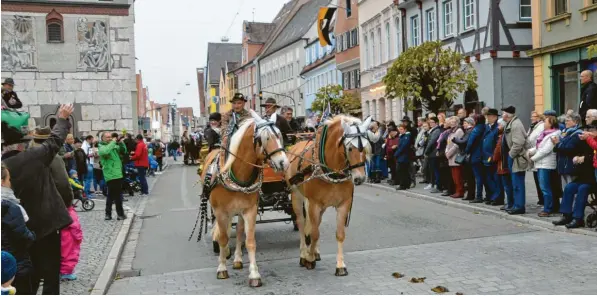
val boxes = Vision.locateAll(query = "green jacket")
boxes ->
[98,140,127,181]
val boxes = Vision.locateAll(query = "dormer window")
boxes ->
[46,9,64,43]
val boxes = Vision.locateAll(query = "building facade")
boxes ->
[301,36,342,114]
[335,0,361,96]
[1,0,137,137]
[203,42,241,115]
[527,0,597,114]
[359,0,534,126]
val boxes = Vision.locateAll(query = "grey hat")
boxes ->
[464,117,475,125]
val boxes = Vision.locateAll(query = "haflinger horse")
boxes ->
[286,115,377,276]
[198,110,289,287]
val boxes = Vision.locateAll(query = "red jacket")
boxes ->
[585,136,597,168]
[385,136,399,159]
[130,140,149,168]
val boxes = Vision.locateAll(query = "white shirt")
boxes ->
[81,141,94,164]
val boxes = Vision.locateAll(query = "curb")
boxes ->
[364,183,597,238]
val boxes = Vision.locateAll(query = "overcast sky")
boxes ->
[134,0,289,116]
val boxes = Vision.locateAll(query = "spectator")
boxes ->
[394,124,413,190]
[554,113,585,188]
[494,119,511,207]
[385,126,399,186]
[579,70,597,122]
[1,164,35,294]
[61,134,76,172]
[482,109,500,204]
[81,135,95,196]
[98,132,127,221]
[454,117,477,200]
[435,119,453,196]
[59,192,82,281]
[528,116,561,216]
[527,111,546,206]
[457,108,467,126]
[502,106,528,215]
[205,113,222,153]
[1,251,17,295]
[424,117,442,192]
[154,139,165,172]
[1,104,74,295]
[445,116,465,198]
[369,121,384,183]
[401,116,418,187]
[416,122,430,183]
[130,134,149,196]
[465,114,486,203]
[91,141,104,195]
[168,139,180,162]
[1,78,22,109]
[73,138,88,185]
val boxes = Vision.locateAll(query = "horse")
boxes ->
[198,110,289,287]
[286,115,375,276]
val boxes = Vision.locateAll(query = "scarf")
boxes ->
[536,128,557,148]
[1,187,29,222]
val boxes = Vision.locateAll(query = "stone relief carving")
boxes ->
[76,18,110,72]
[1,16,38,72]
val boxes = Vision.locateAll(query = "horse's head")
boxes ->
[338,116,373,185]
[249,110,289,172]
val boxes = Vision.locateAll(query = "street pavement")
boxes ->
[108,164,597,294]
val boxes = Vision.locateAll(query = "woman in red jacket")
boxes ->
[129,134,149,195]
[385,126,399,185]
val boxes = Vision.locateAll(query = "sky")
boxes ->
[134,0,289,117]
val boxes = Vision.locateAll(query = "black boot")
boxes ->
[565,218,585,229]
[552,214,572,226]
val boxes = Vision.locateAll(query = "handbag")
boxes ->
[455,153,469,165]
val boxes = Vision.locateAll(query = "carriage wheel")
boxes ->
[82,199,95,211]
[212,241,220,254]
[586,213,597,228]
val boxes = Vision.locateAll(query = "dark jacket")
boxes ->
[274,114,293,146]
[204,127,221,152]
[424,126,442,158]
[394,132,412,163]
[482,123,499,165]
[371,128,385,156]
[579,81,597,121]
[1,90,22,109]
[571,150,597,184]
[465,124,486,164]
[1,199,35,276]
[73,148,88,178]
[169,141,181,151]
[50,155,74,207]
[62,143,76,172]
[1,118,73,239]
[554,127,589,176]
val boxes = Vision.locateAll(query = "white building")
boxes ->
[1,0,137,137]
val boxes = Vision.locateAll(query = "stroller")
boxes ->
[72,188,95,211]
[123,163,142,196]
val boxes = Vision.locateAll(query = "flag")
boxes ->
[317,7,336,46]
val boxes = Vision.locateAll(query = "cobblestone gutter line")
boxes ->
[364,183,597,238]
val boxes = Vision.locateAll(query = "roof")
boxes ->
[261,0,331,58]
[244,21,276,44]
[206,43,242,85]
[272,0,298,24]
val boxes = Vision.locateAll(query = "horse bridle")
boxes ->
[338,122,368,173]
[253,120,286,162]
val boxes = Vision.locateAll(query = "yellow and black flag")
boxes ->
[317,7,336,47]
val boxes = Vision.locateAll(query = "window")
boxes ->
[394,17,401,58]
[351,29,358,46]
[371,32,376,66]
[345,32,351,48]
[520,0,531,20]
[306,47,311,65]
[46,9,64,43]
[463,0,475,29]
[337,35,343,53]
[555,0,567,15]
[346,71,352,89]
[426,8,435,41]
[350,71,355,89]
[443,1,454,37]
[411,15,420,46]
[364,35,369,69]
[354,69,360,88]
[311,46,316,62]
[346,0,352,17]
[385,22,391,62]
[377,27,382,65]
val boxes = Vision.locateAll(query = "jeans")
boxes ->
[537,169,555,213]
[84,163,94,196]
[501,174,514,209]
[483,164,498,200]
[170,149,177,161]
[471,163,484,199]
[136,166,149,194]
[429,157,441,188]
[533,171,543,204]
[508,156,526,211]
[561,182,592,219]
[371,155,382,173]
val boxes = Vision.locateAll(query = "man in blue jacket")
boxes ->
[394,125,412,190]
[465,114,487,203]
[481,109,500,205]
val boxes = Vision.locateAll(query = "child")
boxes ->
[1,164,35,295]
[1,251,17,295]
[68,170,84,192]
[148,148,157,177]
[60,174,83,281]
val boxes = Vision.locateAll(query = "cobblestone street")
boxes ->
[107,165,597,295]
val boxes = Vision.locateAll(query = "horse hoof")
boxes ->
[233,262,243,269]
[335,267,348,276]
[299,258,306,267]
[304,260,316,270]
[315,253,321,261]
[216,271,229,279]
[249,278,262,287]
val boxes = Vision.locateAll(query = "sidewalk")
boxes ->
[61,160,172,295]
[365,173,597,237]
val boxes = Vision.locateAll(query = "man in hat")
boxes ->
[401,116,418,187]
[205,112,222,152]
[262,98,292,146]
[2,104,74,295]
[480,108,501,205]
[1,78,22,109]
[221,93,250,138]
[502,105,528,215]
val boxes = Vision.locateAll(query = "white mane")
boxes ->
[222,118,255,172]
[323,114,363,126]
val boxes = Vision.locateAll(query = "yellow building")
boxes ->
[527,0,597,113]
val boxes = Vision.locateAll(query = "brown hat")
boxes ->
[260,97,280,108]
[32,126,51,140]
[229,93,247,103]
